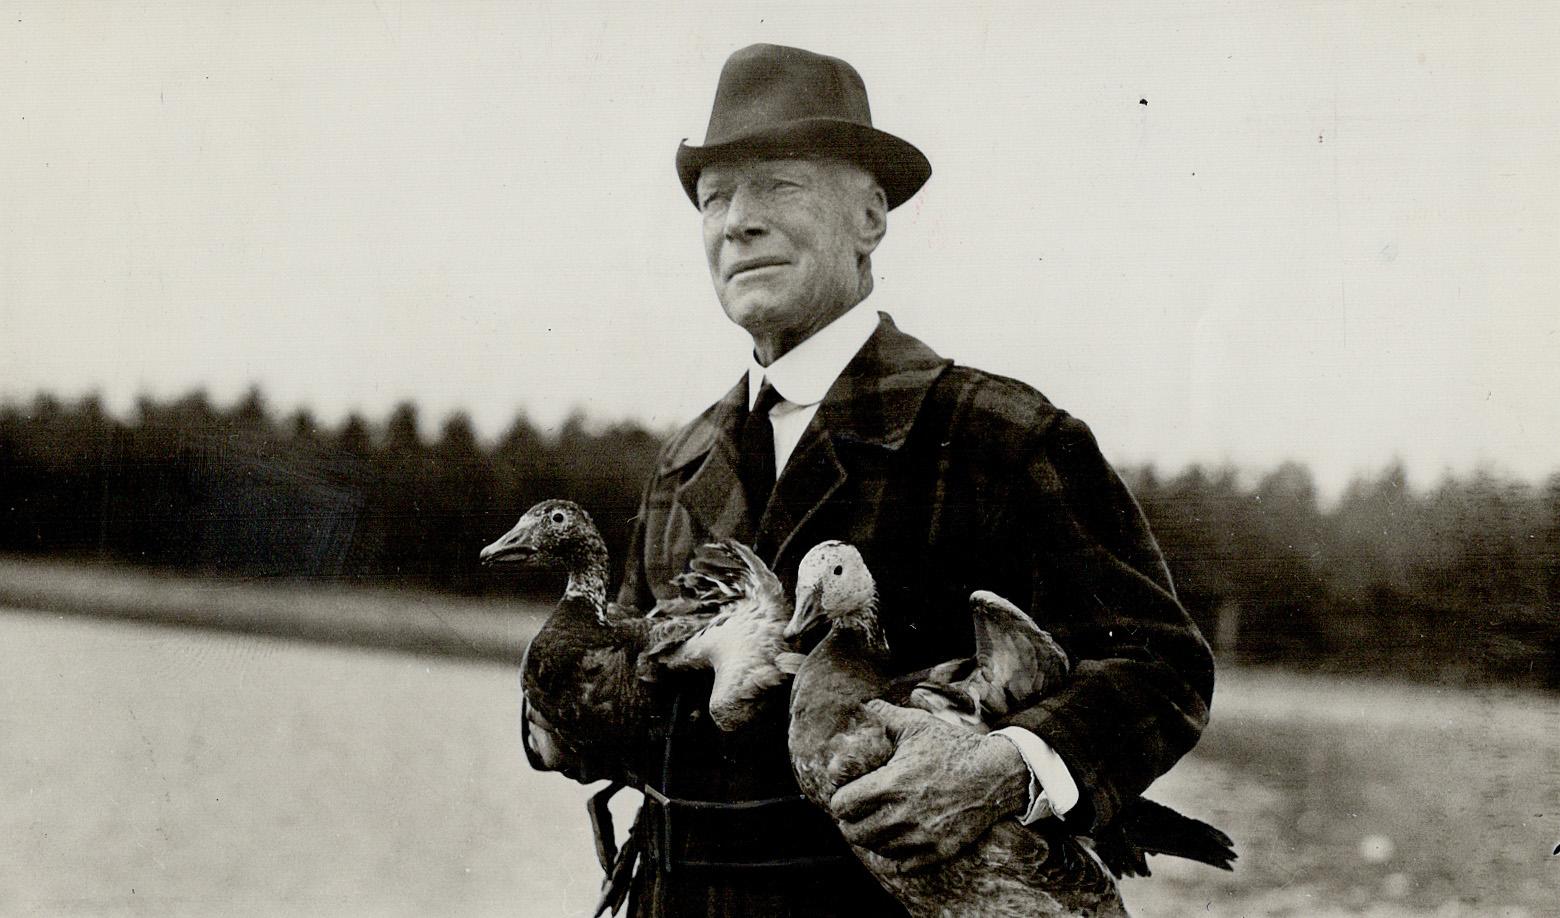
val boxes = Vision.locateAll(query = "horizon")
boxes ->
[4,2,1557,501]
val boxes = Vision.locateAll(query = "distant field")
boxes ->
[1,561,1556,917]
[1122,671,1558,918]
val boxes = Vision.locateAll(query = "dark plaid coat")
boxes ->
[614,313,1214,917]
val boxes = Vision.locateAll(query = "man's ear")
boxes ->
[856,183,888,257]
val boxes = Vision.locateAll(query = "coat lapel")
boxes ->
[759,425,846,563]
[667,314,953,566]
[762,313,952,565]
[668,376,755,543]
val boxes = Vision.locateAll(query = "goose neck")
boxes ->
[562,530,610,618]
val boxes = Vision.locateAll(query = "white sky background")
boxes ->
[2,1,1556,496]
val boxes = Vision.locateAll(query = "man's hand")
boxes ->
[828,699,1031,872]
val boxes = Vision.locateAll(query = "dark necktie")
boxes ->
[737,380,785,530]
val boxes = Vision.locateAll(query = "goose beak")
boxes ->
[785,584,826,641]
[480,520,537,566]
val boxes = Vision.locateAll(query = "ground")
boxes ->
[0,562,1555,917]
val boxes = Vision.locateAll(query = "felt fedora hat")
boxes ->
[676,44,931,210]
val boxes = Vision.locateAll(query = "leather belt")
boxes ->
[639,783,857,873]
[638,689,858,874]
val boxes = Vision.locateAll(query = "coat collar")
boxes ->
[660,312,950,474]
[664,313,952,563]
[808,311,951,450]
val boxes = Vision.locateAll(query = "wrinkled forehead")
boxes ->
[694,155,868,193]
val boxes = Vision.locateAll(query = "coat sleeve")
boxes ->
[996,412,1215,833]
[616,467,659,612]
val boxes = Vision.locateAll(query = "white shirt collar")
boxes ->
[747,303,881,409]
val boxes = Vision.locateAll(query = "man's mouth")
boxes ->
[726,258,788,281]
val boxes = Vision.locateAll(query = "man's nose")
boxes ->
[722,186,768,241]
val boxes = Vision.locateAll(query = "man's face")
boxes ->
[697,158,883,361]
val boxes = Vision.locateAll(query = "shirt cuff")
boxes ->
[991,726,1080,825]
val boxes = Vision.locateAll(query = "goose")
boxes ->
[480,499,710,781]
[480,503,801,914]
[785,541,1231,916]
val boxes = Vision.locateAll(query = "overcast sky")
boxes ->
[3,1,1556,495]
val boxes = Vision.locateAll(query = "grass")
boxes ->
[0,555,540,662]
[2,560,1556,916]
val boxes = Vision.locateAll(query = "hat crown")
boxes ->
[675,44,930,210]
[703,44,873,145]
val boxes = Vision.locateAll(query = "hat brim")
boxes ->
[676,118,931,211]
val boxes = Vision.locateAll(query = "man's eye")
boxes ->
[699,192,728,211]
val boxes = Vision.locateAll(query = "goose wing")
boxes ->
[938,590,1069,724]
[904,591,1067,729]
[644,539,793,731]
[674,539,786,611]
[902,658,987,731]
[635,612,719,680]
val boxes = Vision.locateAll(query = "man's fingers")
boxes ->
[839,802,917,849]
[830,770,894,823]
[882,844,944,874]
[864,698,926,742]
[841,816,898,850]
[847,823,940,869]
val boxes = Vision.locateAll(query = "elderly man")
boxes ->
[588,44,1214,916]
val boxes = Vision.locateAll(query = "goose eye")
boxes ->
[832,565,843,576]
[551,511,566,524]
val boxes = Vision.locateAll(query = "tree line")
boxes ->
[2,389,1556,689]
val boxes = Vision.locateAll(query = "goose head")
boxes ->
[787,540,888,656]
[480,499,599,569]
